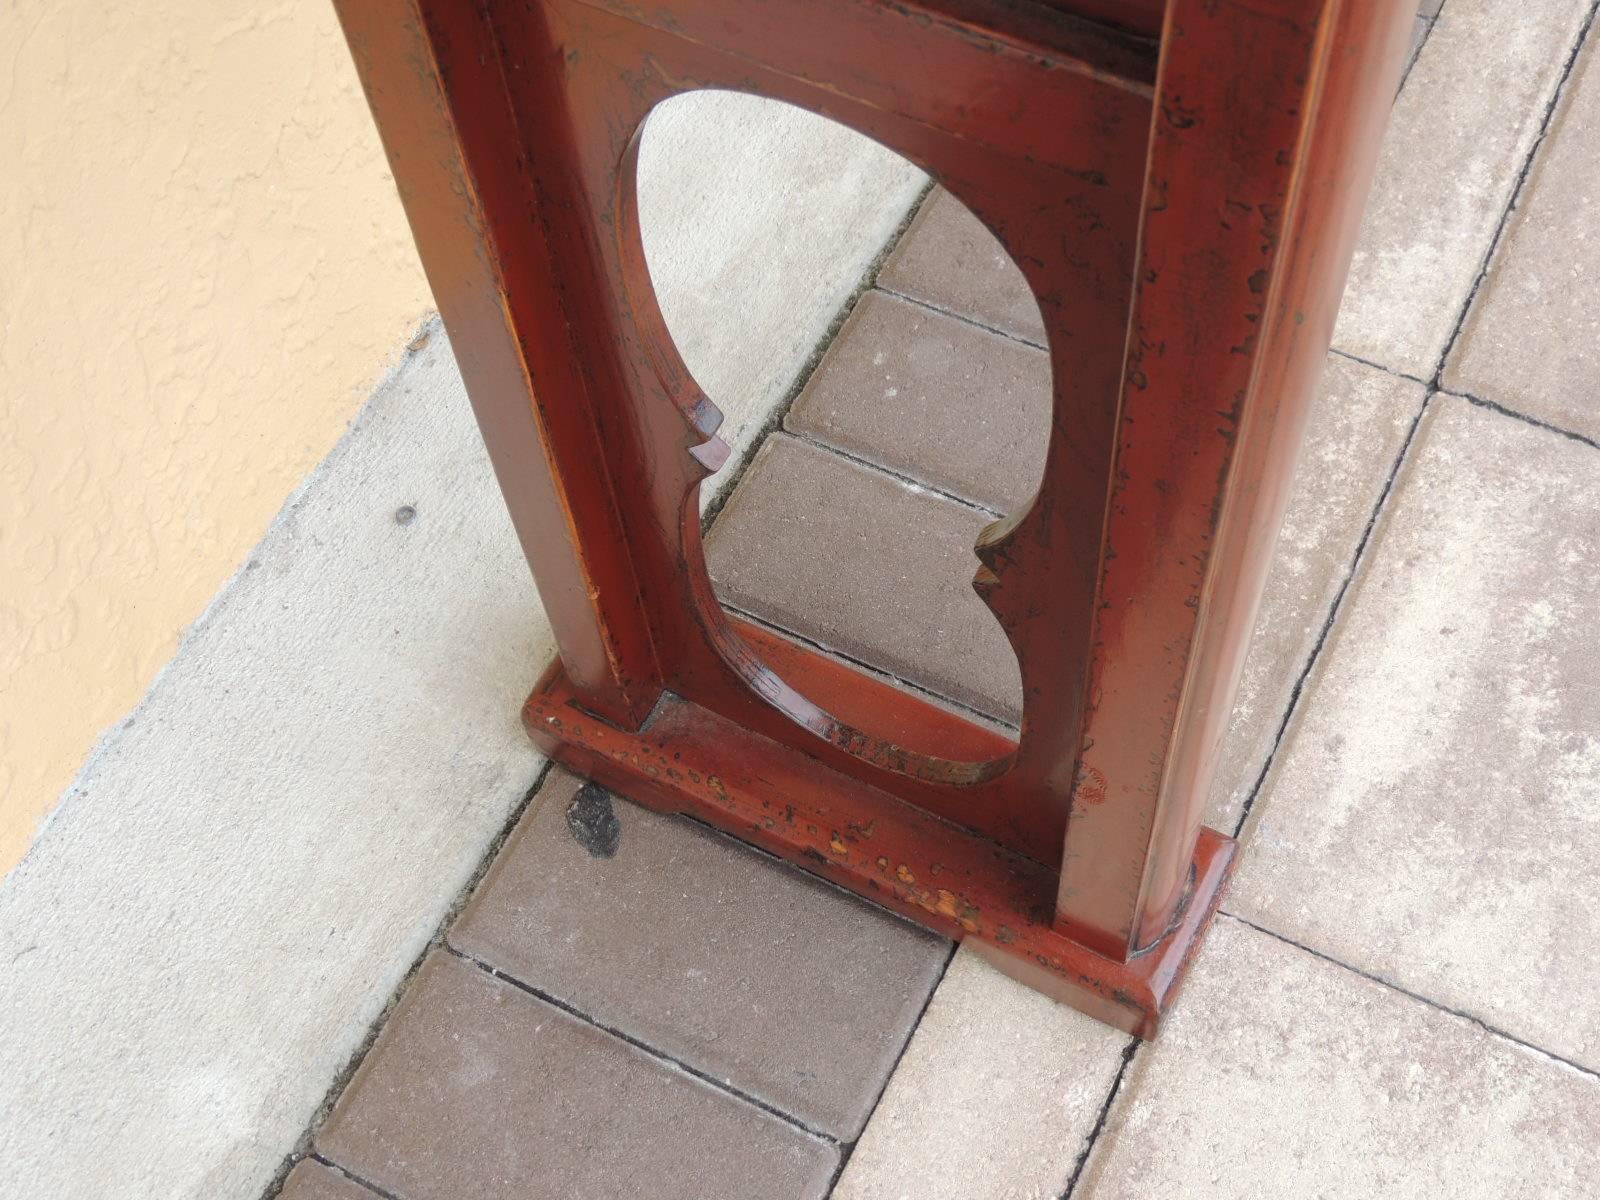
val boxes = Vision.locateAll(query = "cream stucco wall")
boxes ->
[1,2,433,871]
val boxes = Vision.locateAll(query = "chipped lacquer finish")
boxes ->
[336,0,1413,1035]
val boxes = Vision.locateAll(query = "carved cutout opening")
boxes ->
[630,90,1052,775]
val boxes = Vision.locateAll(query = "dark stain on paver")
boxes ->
[566,782,622,858]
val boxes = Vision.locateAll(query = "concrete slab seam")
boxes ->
[1432,0,1600,383]
[444,945,841,1144]
[875,284,1049,352]
[1230,388,1437,842]
[260,760,559,1200]
[785,427,1006,518]
[304,1157,400,1200]
[1219,912,1600,1083]
[825,940,960,1193]
[701,179,936,529]
[1058,1036,1141,1200]
[1453,390,1600,452]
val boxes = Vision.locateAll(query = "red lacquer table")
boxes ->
[337,0,1413,1035]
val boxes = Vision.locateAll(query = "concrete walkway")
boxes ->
[284,2,1600,1195]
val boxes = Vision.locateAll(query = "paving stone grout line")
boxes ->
[874,283,1050,352]
[1430,0,1600,382]
[259,759,560,1199]
[1398,5,1441,93]
[445,945,844,1144]
[1219,912,1600,1082]
[825,940,961,1193]
[720,599,1020,733]
[1057,1036,1141,1200]
[701,179,937,531]
[1456,389,1600,452]
[1328,344,1428,386]
[306,1155,405,1200]
[783,427,1006,518]
[1228,386,1436,843]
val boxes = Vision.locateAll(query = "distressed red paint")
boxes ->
[335,0,1413,1034]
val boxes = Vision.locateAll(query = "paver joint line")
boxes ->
[1219,912,1600,1083]
[719,600,1020,733]
[786,423,1007,519]
[824,939,961,1193]
[1430,0,1600,385]
[1230,389,1437,841]
[1328,345,1429,387]
[699,180,936,531]
[1398,9,1437,91]
[304,1156,402,1200]
[1455,390,1600,453]
[443,945,845,1145]
[1058,1035,1140,1200]
[256,760,559,1200]
[874,282,1050,352]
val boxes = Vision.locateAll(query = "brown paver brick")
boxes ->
[450,769,948,1140]
[316,952,838,1200]
[279,1160,381,1200]
[876,188,1046,346]
[705,433,1021,721]
[786,290,1049,513]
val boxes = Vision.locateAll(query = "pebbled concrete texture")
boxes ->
[1078,916,1600,1198]
[1445,33,1600,440]
[833,947,1128,1200]
[0,94,922,1199]
[1229,394,1600,1071]
[0,328,547,1200]
[1333,0,1593,378]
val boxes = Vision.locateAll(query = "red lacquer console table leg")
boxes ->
[336,0,1414,1035]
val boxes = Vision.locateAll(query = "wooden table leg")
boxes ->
[336,0,1414,1035]
[1055,0,1418,963]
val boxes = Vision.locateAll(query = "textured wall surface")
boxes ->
[0,2,433,871]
